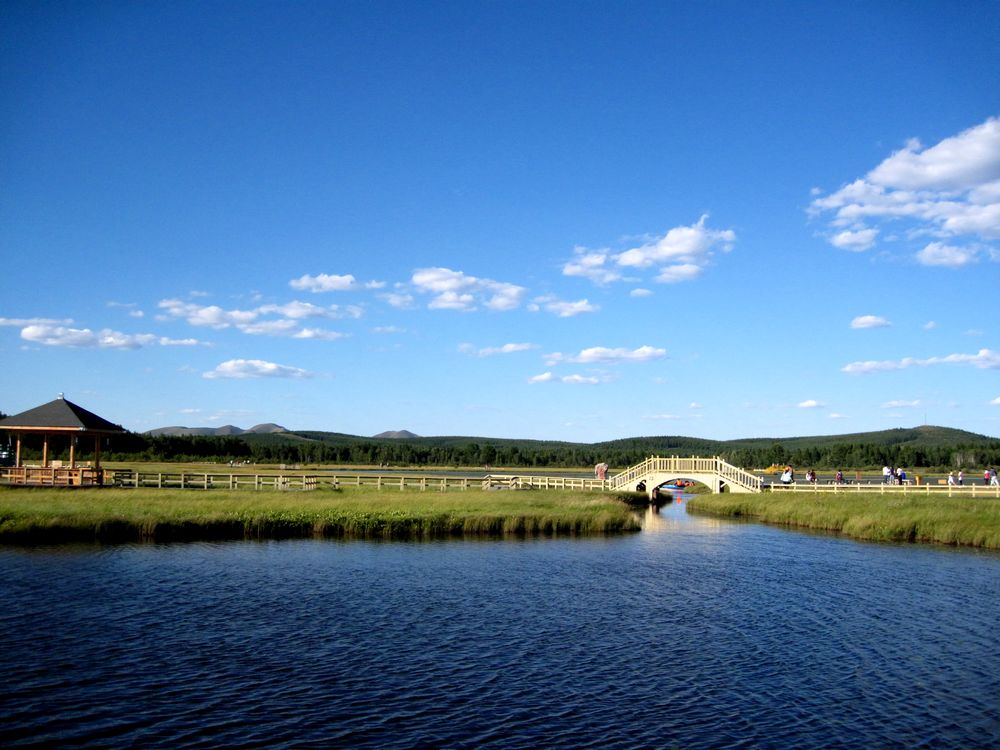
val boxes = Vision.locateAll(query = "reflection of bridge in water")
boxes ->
[608,456,763,497]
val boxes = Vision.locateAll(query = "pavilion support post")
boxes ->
[15,434,21,467]
[42,435,49,468]
[69,436,76,469]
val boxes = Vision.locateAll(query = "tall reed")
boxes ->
[687,492,1000,549]
[0,486,640,544]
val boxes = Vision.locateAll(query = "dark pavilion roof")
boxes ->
[0,397,125,433]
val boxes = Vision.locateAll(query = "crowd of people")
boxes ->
[948,468,999,486]
[776,465,998,486]
[881,465,909,485]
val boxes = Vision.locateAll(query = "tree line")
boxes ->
[10,431,993,470]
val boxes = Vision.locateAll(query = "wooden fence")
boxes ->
[769,481,1000,497]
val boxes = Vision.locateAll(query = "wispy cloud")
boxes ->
[527,372,603,385]
[0,317,74,327]
[459,342,537,357]
[562,249,622,284]
[809,116,1000,266]
[157,298,359,338]
[528,295,600,317]
[850,315,891,329]
[882,399,922,408]
[545,345,666,366]
[203,359,311,379]
[843,348,1000,374]
[20,324,202,349]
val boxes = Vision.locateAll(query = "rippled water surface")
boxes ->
[2,501,999,748]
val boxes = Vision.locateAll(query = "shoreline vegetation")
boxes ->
[687,493,1000,550]
[3,483,998,550]
[0,487,642,545]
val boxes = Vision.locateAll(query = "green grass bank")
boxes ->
[0,486,641,545]
[687,492,1000,549]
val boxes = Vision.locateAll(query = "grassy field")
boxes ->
[687,492,1000,549]
[0,486,641,545]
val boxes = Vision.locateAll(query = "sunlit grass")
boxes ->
[687,492,1000,549]
[0,486,639,544]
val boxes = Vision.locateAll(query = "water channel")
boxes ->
[1,499,998,748]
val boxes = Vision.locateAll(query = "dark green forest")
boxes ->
[5,419,998,471]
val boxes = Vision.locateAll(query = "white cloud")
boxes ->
[923,321,937,330]
[565,215,736,288]
[843,348,1000,374]
[529,295,600,317]
[798,399,825,409]
[381,292,415,309]
[655,263,703,284]
[0,317,74,327]
[293,328,347,341]
[689,402,702,409]
[828,413,848,419]
[630,288,653,298]
[646,413,683,420]
[562,248,622,284]
[528,371,608,385]
[461,342,537,357]
[615,215,735,269]
[157,298,360,337]
[831,228,879,251]
[561,374,601,385]
[203,359,311,380]
[20,324,202,349]
[810,117,1000,264]
[915,241,978,267]
[289,273,357,292]
[991,396,1000,405]
[546,345,666,366]
[881,399,921,409]
[850,315,891,329]
[410,267,527,312]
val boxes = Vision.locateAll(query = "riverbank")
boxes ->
[687,492,1000,549]
[0,486,640,544]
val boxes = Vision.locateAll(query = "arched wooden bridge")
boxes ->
[608,456,763,496]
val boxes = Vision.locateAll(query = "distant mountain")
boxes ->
[373,430,420,439]
[145,423,288,437]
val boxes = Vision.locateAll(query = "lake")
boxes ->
[1,500,998,748]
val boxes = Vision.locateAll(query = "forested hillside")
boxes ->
[5,424,993,471]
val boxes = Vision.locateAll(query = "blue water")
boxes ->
[1,502,998,748]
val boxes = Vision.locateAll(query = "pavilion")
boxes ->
[0,395,126,486]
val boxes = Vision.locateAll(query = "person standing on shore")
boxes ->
[958,470,964,485]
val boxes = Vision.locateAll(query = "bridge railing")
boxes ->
[608,456,763,493]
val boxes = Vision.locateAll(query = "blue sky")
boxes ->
[2,0,998,442]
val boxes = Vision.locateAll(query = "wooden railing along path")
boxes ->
[770,481,1000,497]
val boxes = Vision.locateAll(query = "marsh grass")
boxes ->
[0,486,639,544]
[688,492,1000,549]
